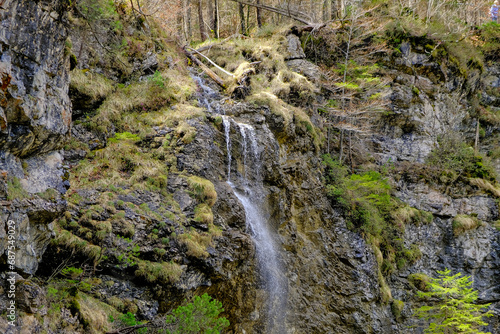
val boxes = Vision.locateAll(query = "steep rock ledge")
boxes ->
[0,0,70,276]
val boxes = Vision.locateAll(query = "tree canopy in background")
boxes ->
[135,0,495,42]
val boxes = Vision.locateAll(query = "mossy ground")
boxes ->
[194,31,322,148]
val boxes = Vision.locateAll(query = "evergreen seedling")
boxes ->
[415,268,493,334]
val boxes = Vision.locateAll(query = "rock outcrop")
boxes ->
[0,0,70,275]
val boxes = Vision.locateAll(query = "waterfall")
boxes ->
[222,116,287,333]
[222,116,232,181]
[191,72,221,114]
[191,72,287,332]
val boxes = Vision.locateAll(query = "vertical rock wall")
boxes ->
[0,0,70,275]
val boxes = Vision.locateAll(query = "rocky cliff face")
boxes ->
[1,2,499,334]
[379,42,500,333]
[0,0,70,277]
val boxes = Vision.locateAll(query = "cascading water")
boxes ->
[222,116,287,333]
[191,71,221,114]
[191,72,287,332]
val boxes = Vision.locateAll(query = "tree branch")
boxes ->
[227,0,312,24]
[182,46,226,87]
[187,47,234,77]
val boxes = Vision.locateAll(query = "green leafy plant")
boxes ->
[149,70,168,88]
[165,293,229,334]
[322,154,422,283]
[415,268,493,333]
[118,312,146,334]
[61,267,84,280]
[6,177,30,201]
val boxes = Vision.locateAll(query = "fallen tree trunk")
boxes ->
[106,324,148,334]
[228,0,312,25]
[187,47,234,77]
[182,46,226,88]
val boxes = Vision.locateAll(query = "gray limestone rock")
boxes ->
[285,34,306,60]
[286,59,321,83]
[0,0,70,275]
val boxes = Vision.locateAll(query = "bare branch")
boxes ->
[187,47,235,77]
[227,0,313,24]
[182,46,226,87]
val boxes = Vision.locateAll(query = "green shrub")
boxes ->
[61,267,84,279]
[108,132,141,144]
[118,312,146,334]
[165,293,229,334]
[391,299,404,322]
[149,70,168,88]
[415,269,492,333]
[478,21,500,58]
[426,135,497,182]
[322,154,421,278]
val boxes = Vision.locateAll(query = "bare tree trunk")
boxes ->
[310,0,316,22]
[198,0,208,41]
[228,0,312,25]
[349,130,353,172]
[323,0,330,21]
[182,47,226,87]
[186,0,192,40]
[214,0,219,38]
[208,0,214,33]
[177,0,185,42]
[327,126,330,154]
[339,129,344,163]
[474,119,480,153]
[331,0,338,19]
[239,3,246,34]
[256,0,262,27]
[246,4,251,34]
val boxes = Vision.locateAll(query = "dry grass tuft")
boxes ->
[175,121,197,144]
[194,203,214,225]
[135,260,183,284]
[71,137,169,191]
[186,176,217,206]
[137,104,205,128]
[452,214,480,235]
[53,227,102,262]
[378,269,392,303]
[70,70,114,101]
[391,206,433,227]
[79,293,120,333]
[179,230,211,258]
[392,206,419,226]
[469,178,500,197]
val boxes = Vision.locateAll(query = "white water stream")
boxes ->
[222,116,287,333]
[192,72,287,332]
